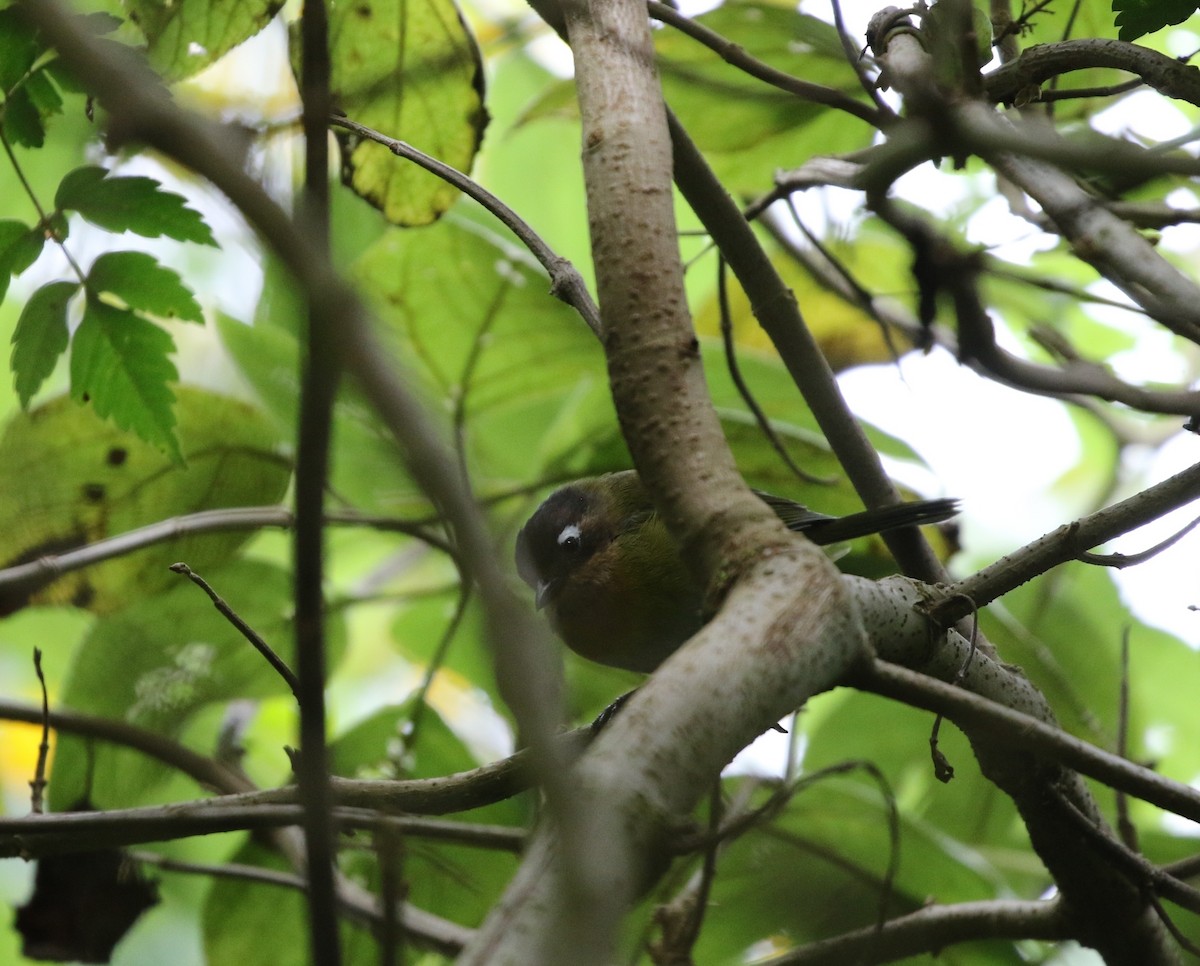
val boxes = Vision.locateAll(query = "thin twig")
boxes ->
[717,256,834,485]
[645,0,887,127]
[932,460,1200,624]
[1080,513,1200,568]
[169,562,300,700]
[762,898,1065,965]
[376,821,404,966]
[29,647,50,814]
[0,802,526,857]
[127,850,470,956]
[666,109,950,583]
[1050,788,1200,916]
[0,507,456,606]
[674,782,722,957]
[780,197,907,361]
[0,130,87,282]
[860,659,1200,826]
[1115,627,1137,850]
[328,114,602,339]
[295,4,342,956]
[829,0,893,112]
[928,596,979,783]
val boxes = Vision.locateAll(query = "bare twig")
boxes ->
[985,39,1200,109]
[1050,788,1200,916]
[0,506,456,607]
[129,848,469,956]
[932,460,1200,625]
[928,597,979,783]
[169,562,300,700]
[1115,628,1138,851]
[859,659,1200,826]
[762,898,1065,965]
[328,114,602,338]
[645,0,887,127]
[716,257,834,485]
[666,111,950,584]
[0,802,525,857]
[28,648,51,814]
[1080,513,1200,568]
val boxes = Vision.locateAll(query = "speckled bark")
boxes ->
[458,0,871,963]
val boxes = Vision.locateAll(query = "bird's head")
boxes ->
[516,481,610,609]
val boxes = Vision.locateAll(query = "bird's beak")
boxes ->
[534,579,557,609]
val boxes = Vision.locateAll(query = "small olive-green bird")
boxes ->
[515,470,957,673]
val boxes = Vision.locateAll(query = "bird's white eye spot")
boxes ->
[557,524,582,549]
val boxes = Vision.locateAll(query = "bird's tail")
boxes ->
[803,498,959,546]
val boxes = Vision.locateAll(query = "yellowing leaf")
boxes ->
[0,387,291,615]
[695,240,915,372]
[328,0,487,226]
[126,0,285,83]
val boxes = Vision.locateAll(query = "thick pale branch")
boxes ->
[464,0,868,961]
[462,550,868,964]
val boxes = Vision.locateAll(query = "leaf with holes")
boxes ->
[87,251,204,324]
[0,387,291,617]
[126,0,285,82]
[325,0,487,225]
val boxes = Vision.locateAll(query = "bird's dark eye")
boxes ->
[557,524,582,553]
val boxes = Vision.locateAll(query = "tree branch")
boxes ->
[932,459,1200,624]
[768,898,1066,965]
[985,38,1200,108]
[17,0,576,838]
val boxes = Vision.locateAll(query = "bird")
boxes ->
[515,470,957,674]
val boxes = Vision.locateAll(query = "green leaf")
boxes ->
[125,0,285,82]
[1112,0,1198,40]
[352,218,608,493]
[87,250,204,323]
[202,841,376,966]
[11,279,76,405]
[0,7,68,146]
[655,2,876,192]
[2,86,44,148]
[0,219,44,275]
[49,558,332,810]
[0,218,45,305]
[326,0,488,225]
[0,8,38,90]
[0,386,291,616]
[70,297,183,460]
[55,165,218,246]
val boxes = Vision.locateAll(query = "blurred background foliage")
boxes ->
[1,0,1199,962]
